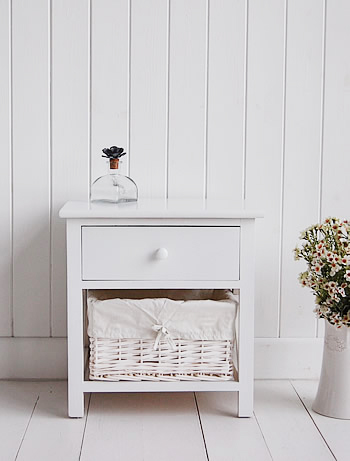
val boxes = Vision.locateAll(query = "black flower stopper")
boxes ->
[102,146,127,159]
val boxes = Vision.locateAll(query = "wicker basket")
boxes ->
[87,289,238,382]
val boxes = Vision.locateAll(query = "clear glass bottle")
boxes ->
[91,158,138,203]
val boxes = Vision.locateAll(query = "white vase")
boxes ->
[313,320,350,419]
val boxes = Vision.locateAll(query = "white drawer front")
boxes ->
[82,226,240,281]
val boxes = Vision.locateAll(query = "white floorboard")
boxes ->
[196,392,272,461]
[80,392,207,461]
[293,380,350,461]
[254,381,334,461]
[1,380,349,461]
[0,381,41,461]
[16,382,88,461]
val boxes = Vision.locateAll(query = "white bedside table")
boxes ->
[59,199,263,418]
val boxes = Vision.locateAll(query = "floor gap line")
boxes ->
[14,394,40,460]
[79,393,92,461]
[194,392,209,461]
[253,410,274,461]
[290,381,337,461]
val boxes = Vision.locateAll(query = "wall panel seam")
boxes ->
[318,0,327,226]
[242,0,248,203]
[88,0,92,201]
[165,0,170,199]
[127,0,131,176]
[277,0,288,338]
[316,0,327,338]
[203,0,209,199]
[49,0,53,337]
[9,0,14,337]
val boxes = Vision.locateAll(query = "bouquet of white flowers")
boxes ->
[294,217,350,327]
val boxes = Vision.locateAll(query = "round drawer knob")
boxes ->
[155,248,168,260]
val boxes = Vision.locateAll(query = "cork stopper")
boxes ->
[109,158,119,169]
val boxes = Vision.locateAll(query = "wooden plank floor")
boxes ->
[0,380,345,461]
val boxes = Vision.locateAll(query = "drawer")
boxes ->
[81,226,240,281]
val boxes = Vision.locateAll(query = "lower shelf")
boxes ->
[82,380,240,393]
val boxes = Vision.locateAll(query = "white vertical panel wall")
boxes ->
[0,0,349,344]
[91,0,129,184]
[206,0,245,202]
[322,0,350,221]
[0,0,11,336]
[129,0,168,198]
[51,0,90,337]
[12,0,50,336]
[280,0,324,338]
[167,0,207,198]
[245,0,285,338]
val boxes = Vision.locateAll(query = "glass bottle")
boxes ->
[91,157,138,203]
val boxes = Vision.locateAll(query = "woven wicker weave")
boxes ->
[89,337,237,382]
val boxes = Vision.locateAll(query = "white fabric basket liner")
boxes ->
[87,289,238,343]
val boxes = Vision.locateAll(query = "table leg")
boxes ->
[67,220,84,418]
[238,219,255,417]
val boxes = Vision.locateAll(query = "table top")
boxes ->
[59,199,263,219]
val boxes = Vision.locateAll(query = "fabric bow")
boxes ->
[152,324,176,351]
